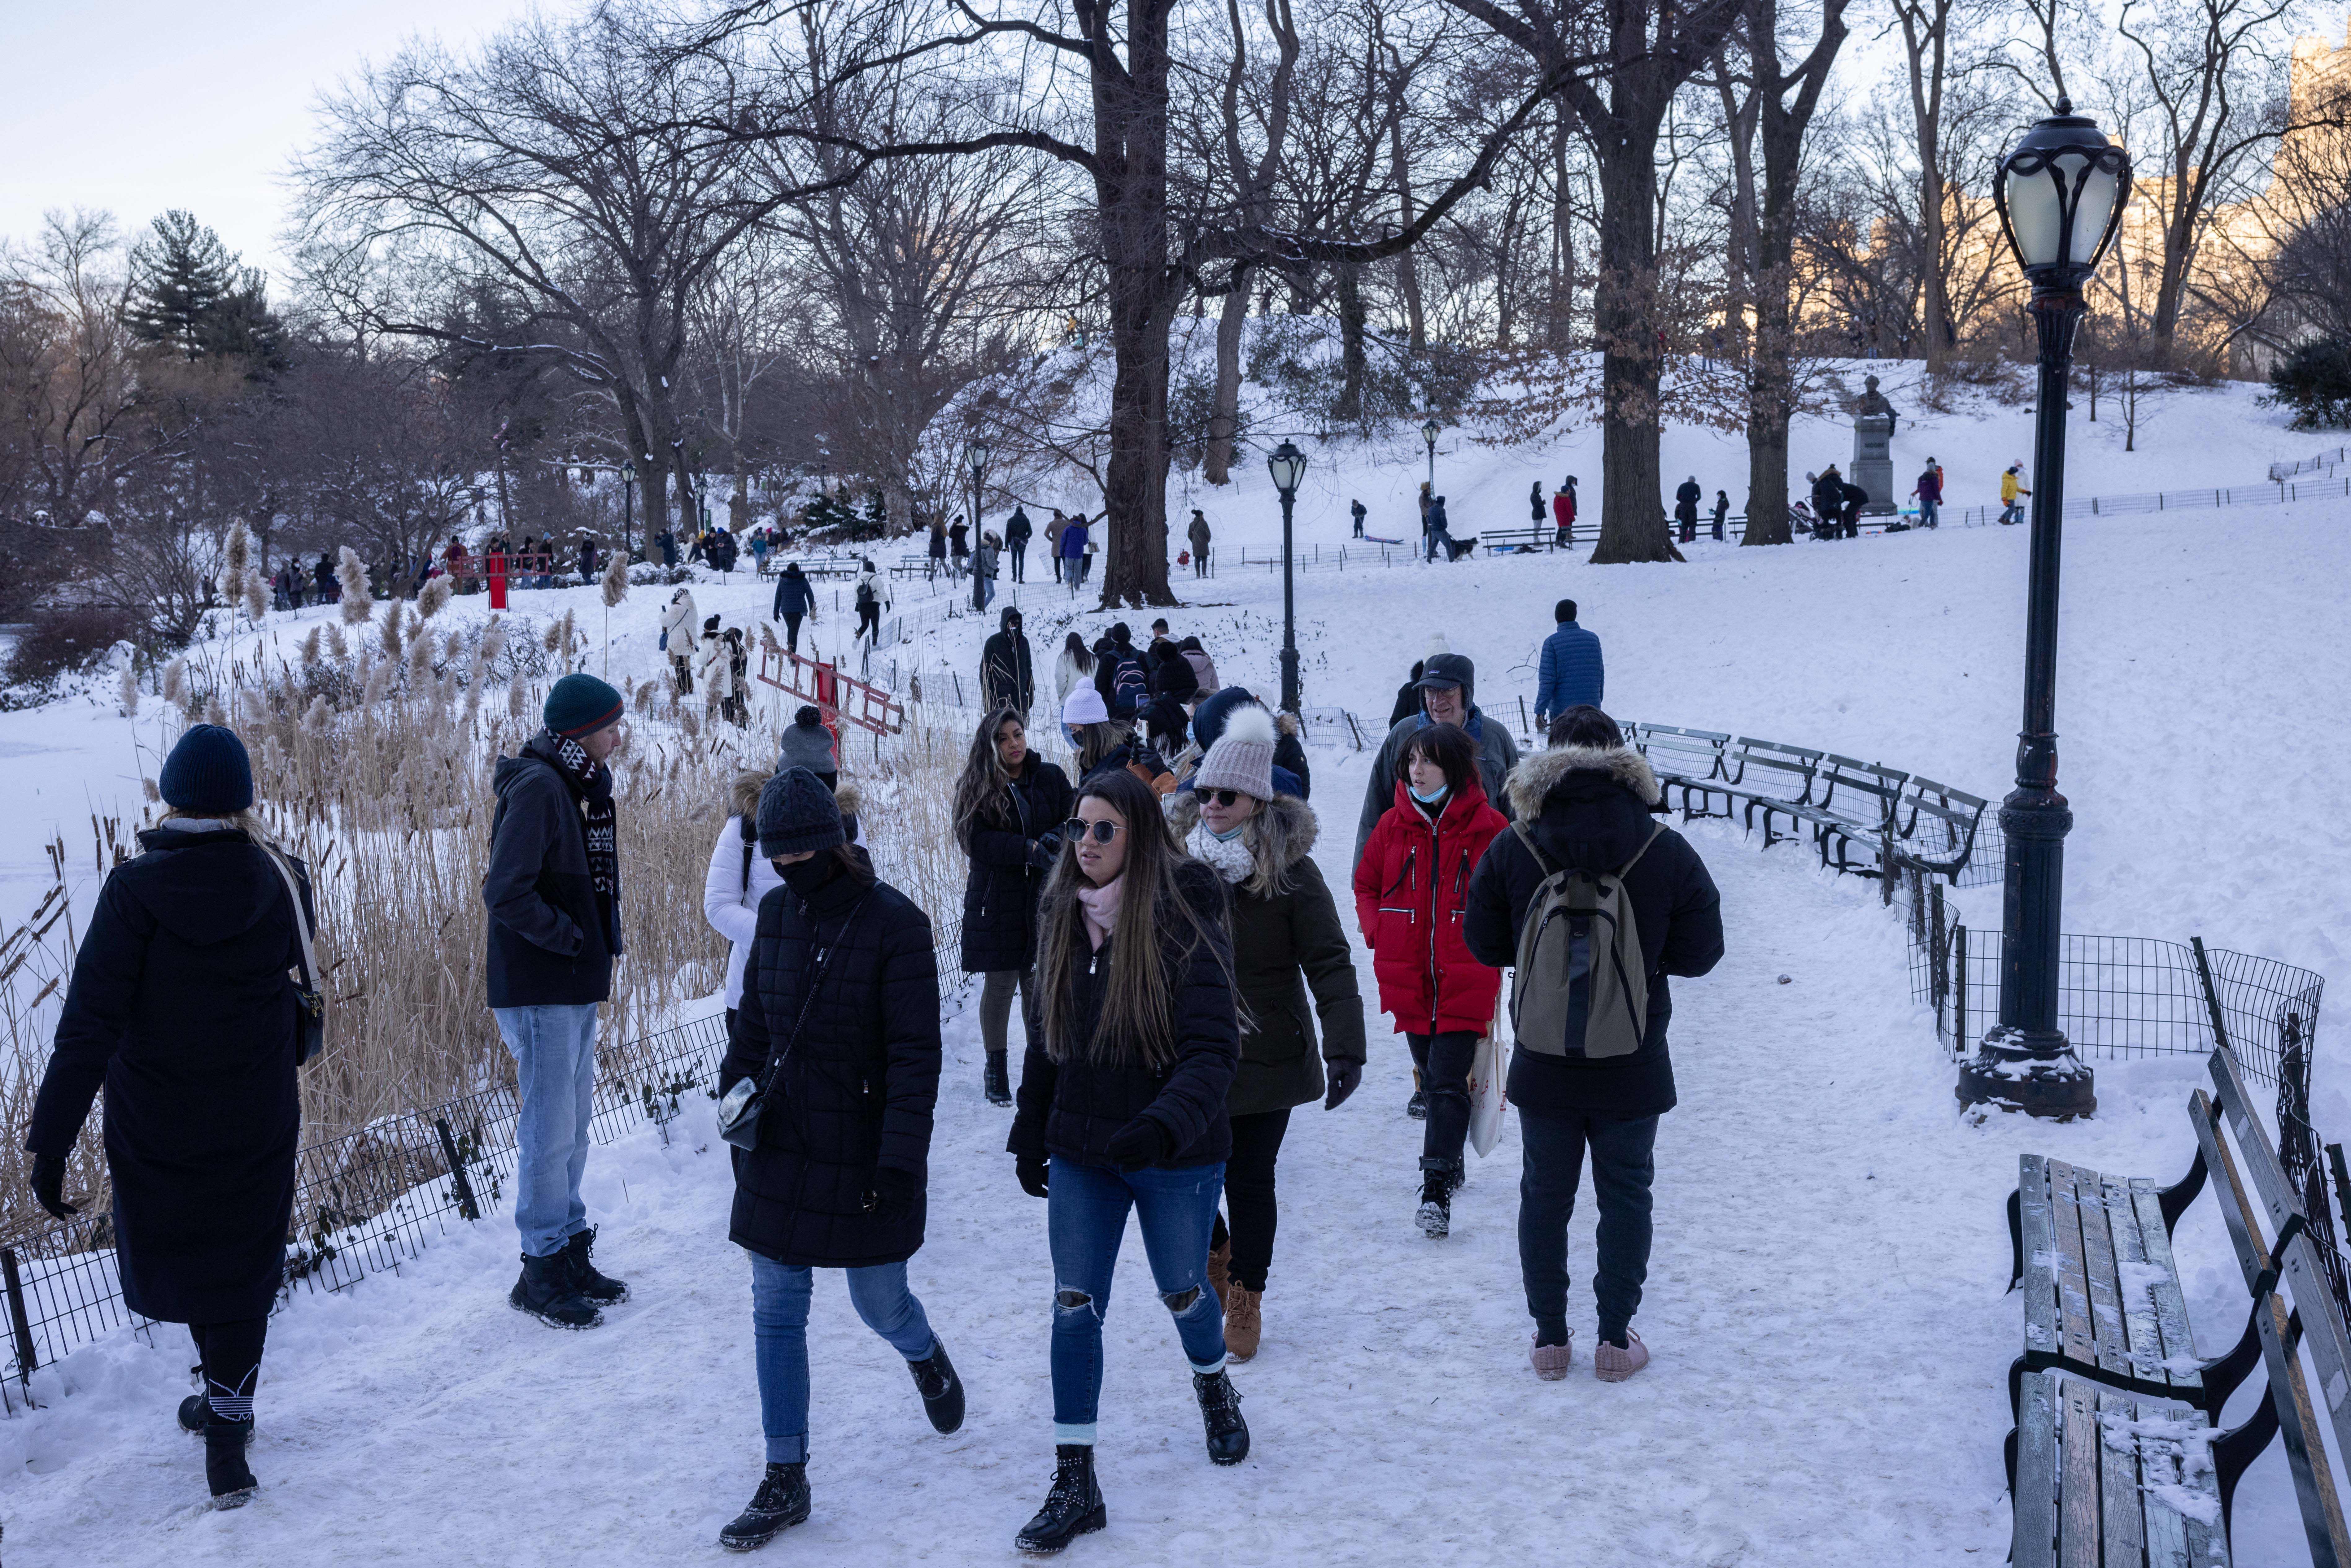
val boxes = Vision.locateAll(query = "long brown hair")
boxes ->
[950,706,1026,852]
[1073,719,1130,776]
[1036,768,1230,1069]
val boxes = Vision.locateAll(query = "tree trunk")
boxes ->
[1335,263,1368,421]
[1546,108,1576,352]
[1202,268,1251,484]
[1386,90,1427,353]
[1589,134,1673,565]
[1898,4,1952,374]
[1100,283,1176,607]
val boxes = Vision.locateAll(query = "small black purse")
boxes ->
[718,898,867,1151]
[262,845,326,1067]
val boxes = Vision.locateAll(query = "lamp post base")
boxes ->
[1956,1025,2096,1119]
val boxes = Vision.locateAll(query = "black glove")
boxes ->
[30,1154,76,1221]
[1016,1154,1051,1199]
[1323,1058,1363,1111]
[1104,1117,1167,1172]
[866,1165,923,1219]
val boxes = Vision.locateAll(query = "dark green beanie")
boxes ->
[543,673,625,739]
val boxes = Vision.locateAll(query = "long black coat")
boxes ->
[979,610,1035,715]
[483,736,618,1008]
[722,853,942,1268]
[1462,745,1724,1120]
[29,826,308,1323]
[959,753,1074,975]
[1009,861,1238,1169]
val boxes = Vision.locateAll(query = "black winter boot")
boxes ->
[1016,1445,1107,1554]
[908,1338,966,1434]
[560,1226,629,1305]
[510,1250,602,1329]
[180,1393,252,1443]
[1416,1158,1460,1239]
[984,1052,1013,1107]
[1192,1369,1250,1465]
[1406,1088,1426,1120]
[204,1415,258,1508]
[718,1462,810,1551]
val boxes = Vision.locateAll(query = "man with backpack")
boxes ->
[1462,706,1721,1385]
[1092,623,1150,719]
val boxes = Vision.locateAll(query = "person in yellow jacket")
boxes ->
[1999,462,2030,525]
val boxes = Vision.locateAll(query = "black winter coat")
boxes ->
[482,736,619,1008]
[29,826,307,1322]
[772,567,815,619]
[959,753,1075,974]
[722,853,942,1268]
[1674,480,1702,522]
[1462,746,1723,1120]
[1009,861,1238,1170]
[980,611,1036,715]
[1148,641,1200,705]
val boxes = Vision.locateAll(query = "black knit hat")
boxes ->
[757,767,845,858]
[159,723,254,814]
[542,673,625,739]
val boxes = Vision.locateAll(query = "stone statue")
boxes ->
[1851,374,1898,515]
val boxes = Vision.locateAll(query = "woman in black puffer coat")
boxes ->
[713,768,962,1553]
[952,707,1074,1109]
[1005,767,1246,1555]
[27,724,308,1509]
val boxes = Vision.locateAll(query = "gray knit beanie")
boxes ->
[775,706,837,775]
[1193,703,1276,800]
[757,766,845,858]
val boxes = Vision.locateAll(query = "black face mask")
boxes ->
[779,854,838,898]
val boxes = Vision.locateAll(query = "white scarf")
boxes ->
[1187,820,1255,886]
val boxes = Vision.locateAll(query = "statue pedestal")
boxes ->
[1853,413,1896,515]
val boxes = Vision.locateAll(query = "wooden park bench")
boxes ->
[1623,724,1738,818]
[891,553,933,581]
[1478,524,1559,554]
[1752,754,1910,875]
[2005,1048,2351,1565]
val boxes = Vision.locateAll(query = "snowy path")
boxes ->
[11,815,2301,1566]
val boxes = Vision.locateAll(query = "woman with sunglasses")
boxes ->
[951,706,1074,1108]
[1166,706,1363,1360]
[1006,767,1245,1553]
[1352,721,1507,1239]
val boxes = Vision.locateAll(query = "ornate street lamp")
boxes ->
[1957,98,2131,1120]
[1421,417,1440,493]
[965,439,989,547]
[1267,440,1308,713]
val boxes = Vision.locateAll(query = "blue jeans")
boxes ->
[1919,498,1939,529]
[1046,1156,1226,1445]
[492,1003,599,1257]
[749,1253,938,1465]
[1517,1108,1660,1344]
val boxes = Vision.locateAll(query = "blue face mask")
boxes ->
[1410,782,1449,806]
[1208,820,1249,842]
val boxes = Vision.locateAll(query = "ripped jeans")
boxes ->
[1045,1155,1227,1445]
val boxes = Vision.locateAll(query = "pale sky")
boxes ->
[0,0,539,282]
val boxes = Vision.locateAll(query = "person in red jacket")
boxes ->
[1352,721,1508,1239]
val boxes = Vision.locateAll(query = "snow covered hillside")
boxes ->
[1,380,2345,1564]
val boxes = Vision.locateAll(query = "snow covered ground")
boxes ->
[2,381,2346,1562]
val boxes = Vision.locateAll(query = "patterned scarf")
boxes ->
[537,729,622,954]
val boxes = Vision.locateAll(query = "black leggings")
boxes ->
[1408,1031,1478,1169]
[189,1316,267,1418]
[857,603,881,641]
[1207,1108,1291,1293]
[782,613,803,653]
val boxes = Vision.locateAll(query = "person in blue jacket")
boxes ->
[772,561,815,653]
[1533,599,1604,730]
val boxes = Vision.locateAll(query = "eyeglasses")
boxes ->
[1193,789,1247,808]
[1060,818,1125,844]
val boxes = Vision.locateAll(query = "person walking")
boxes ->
[1532,599,1604,731]
[1911,459,1943,529]
[727,629,752,727]
[1463,706,1724,1383]
[954,708,1075,1108]
[660,587,700,695]
[705,764,785,1054]
[1352,651,1518,870]
[483,674,632,1331]
[1673,477,1702,544]
[1350,498,1366,538]
[980,606,1035,716]
[715,770,964,1551]
[772,560,815,654]
[2000,460,2029,525]
[1552,477,1577,547]
[700,617,735,726]
[658,526,679,568]
[1179,635,1219,698]
[948,516,971,582]
[853,559,884,646]
[927,522,948,583]
[1060,513,1088,594]
[1006,505,1034,582]
[1046,510,1065,583]
[27,724,313,1508]
[1424,494,1451,563]
[749,530,771,576]
[1055,632,1096,712]
[1080,523,1098,587]
[1146,621,1199,709]
[1093,623,1150,722]
[1352,721,1507,1238]
[1168,708,1363,1357]
[1005,767,1247,1553]
[1063,686,1174,795]
[1711,490,1730,541]
[1182,687,1309,799]
[313,552,338,604]
[973,531,1001,613]
[1529,480,1546,527]
[1187,509,1212,578]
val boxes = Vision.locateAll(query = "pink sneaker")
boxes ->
[1530,1333,1574,1381]
[1593,1331,1649,1383]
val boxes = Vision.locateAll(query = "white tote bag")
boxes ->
[1467,1000,1508,1157]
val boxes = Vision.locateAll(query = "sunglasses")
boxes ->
[1193,788,1247,808]
[1060,818,1125,844]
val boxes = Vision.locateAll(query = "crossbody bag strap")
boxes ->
[262,845,318,988]
[749,894,870,1100]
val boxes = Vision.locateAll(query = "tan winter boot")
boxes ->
[1207,1239,1233,1314]
[1226,1287,1263,1361]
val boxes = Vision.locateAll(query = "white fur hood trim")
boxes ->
[1504,744,1660,817]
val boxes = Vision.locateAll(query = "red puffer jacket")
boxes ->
[1352,776,1508,1036]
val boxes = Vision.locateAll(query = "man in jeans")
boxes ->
[1463,705,1722,1383]
[484,672,633,1329]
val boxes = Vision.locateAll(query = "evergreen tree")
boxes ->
[126,211,283,367]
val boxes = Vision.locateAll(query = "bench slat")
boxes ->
[2096,1383,2149,1568]
[2016,1372,2060,1568]
[2073,1169,2133,1383]
[2060,1374,2103,1568]
[2104,1176,2175,1390]
[2129,1182,2201,1392]
[2022,1156,2061,1365]
[2049,1160,2102,1374]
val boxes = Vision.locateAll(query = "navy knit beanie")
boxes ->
[757,767,845,858]
[543,673,625,739]
[159,724,254,814]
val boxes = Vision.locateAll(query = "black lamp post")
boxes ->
[1267,440,1307,713]
[1956,98,2131,1120]
[621,457,636,558]
[1421,417,1439,493]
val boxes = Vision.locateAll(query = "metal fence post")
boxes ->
[2,1246,37,1394]
[1953,924,1968,1053]
[2189,935,2233,1055]
[434,1117,482,1222]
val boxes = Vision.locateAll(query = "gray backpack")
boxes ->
[1507,821,1663,1060]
